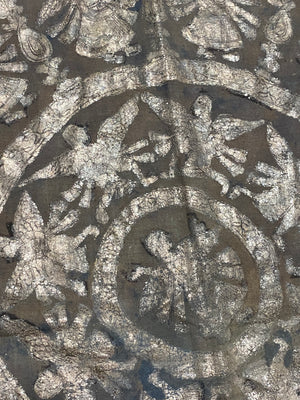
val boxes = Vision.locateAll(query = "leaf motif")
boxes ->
[97,95,139,143]
[266,123,293,171]
[13,192,44,241]
[0,315,56,360]
[212,116,265,141]
[0,75,28,121]
[2,259,42,307]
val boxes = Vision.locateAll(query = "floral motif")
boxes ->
[0,192,99,309]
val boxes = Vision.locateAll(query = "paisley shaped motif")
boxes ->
[18,27,53,62]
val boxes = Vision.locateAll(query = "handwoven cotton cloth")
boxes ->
[0,1,299,399]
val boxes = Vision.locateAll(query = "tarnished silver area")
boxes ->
[1,50,300,216]
[241,325,300,399]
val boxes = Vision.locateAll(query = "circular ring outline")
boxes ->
[92,186,282,378]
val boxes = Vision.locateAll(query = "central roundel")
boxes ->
[119,208,252,347]
[92,186,281,374]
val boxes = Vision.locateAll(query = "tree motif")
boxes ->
[0,305,136,399]
[0,192,99,310]
[21,96,171,223]
[128,214,246,339]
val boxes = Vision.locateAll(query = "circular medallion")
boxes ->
[92,186,282,378]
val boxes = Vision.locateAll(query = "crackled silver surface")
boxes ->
[0,0,299,399]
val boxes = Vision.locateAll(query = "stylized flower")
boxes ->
[128,214,246,339]
[0,192,99,309]
[0,305,136,399]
